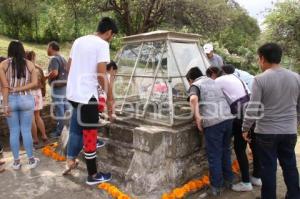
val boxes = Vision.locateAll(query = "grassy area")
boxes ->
[0,35,72,70]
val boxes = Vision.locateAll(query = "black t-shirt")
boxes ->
[187,85,200,101]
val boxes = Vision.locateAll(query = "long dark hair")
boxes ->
[8,41,26,79]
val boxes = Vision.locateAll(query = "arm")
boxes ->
[107,76,114,110]
[0,61,10,115]
[297,89,300,125]
[219,55,224,66]
[242,78,263,141]
[48,57,59,80]
[190,95,203,132]
[13,61,38,92]
[66,58,72,72]
[40,68,46,97]
[96,42,110,94]
[97,62,109,94]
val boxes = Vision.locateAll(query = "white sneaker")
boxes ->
[12,161,21,170]
[250,176,262,186]
[28,158,40,169]
[232,182,253,192]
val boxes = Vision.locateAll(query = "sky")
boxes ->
[235,0,279,26]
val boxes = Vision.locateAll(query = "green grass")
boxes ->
[0,35,72,70]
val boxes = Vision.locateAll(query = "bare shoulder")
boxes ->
[0,59,10,70]
[25,60,35,71]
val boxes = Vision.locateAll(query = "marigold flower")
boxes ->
[162,193,169,199]
[173,188,185,198]
[188,181,197,191]
[202,176,210,185]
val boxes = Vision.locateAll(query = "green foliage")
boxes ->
[263,0,300,73]
[0,0,264,74]
[218,10,260,55]
[211,42,259,75]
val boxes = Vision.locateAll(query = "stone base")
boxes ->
[97,118,208,197]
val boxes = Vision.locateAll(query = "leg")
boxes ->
[64,98,72,128]
[31,114,39,143]
[34,110,47,140]
[249,128,261,178]
[222,119,234,184]
[204,123,224,189]
[19,95,35,159]
[63,106,83,175]
[277,134,300,199]
[51,96,65,136]
[67,106,83,159]
[233,118,250,183]
[256,134,278,199]
[6,107,21,160]
[80,97,99,177]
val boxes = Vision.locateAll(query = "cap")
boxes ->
[203,43,213,54]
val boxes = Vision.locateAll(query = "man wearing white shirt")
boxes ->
[64,17,118,185]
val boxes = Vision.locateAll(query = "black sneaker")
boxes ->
[96,139,106,149]
[86,172,112,186]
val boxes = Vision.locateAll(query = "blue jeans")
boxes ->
[204,119,234,188]
[67,106,83,159]
[6,95,34,160]
[51,86,71,136]
[256,134,300,199]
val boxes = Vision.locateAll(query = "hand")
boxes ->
[9,87,18,93]
[242,131,251,143]
[48,71,56,79]
[108,111,116,123]
[3,105,11,117]
[195,115,203,133]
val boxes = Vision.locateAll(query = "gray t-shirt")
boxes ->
[208,53,223,68]
[48,55,67,85]
[242,67,300,134]
[190,77,233,128]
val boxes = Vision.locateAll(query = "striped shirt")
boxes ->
[5,58,32,95]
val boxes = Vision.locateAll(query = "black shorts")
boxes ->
[69,97,99,129]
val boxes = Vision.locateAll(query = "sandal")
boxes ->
[0,160,5,166]
[62,159,79,176]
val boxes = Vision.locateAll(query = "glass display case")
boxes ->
[114,31,210,126]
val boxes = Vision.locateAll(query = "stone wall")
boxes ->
[97,118,208,198]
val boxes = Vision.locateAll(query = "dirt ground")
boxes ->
[0,139,299,199]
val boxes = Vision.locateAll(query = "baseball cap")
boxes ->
[203,43,213,54]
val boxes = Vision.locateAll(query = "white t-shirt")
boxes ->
[215,74,250,105]
[67,35,110,104]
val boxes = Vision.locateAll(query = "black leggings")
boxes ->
[233,118,261,183]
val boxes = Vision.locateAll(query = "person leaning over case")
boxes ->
[187,67,234,197]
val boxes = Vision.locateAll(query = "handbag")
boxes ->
[230,75,250,114]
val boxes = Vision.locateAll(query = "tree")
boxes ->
[263,0,300,72]
[0,0,36,40]
[218,9,260,54]
[95,0,175,35]
[163,0,233,37]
